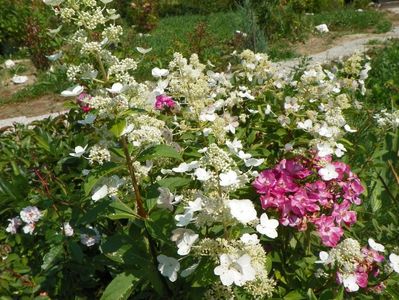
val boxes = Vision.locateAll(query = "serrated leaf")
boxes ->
[100,272,138,300]
[137,144,182,162]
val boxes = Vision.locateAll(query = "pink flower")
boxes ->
[252,170,277,194]
[81,104,92,113]
[76,93,92,113]
[355,271,369,288]
[278,159,312,179]
[362,247,385,263]
[313,215,343,247]
[332,200,357,226]
[305,181,332,206]
[253,154,363,247]
[155,95,176,110]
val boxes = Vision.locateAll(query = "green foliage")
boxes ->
[0,0,57,69]
[157,0,238,16]
[129,11,246,80]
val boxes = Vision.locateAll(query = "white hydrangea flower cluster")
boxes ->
[374,109,399,129]
[87,144,111,165]
[197,238,275,298]
[156,143,277,293]
[167,53,212,114]
[102,24,123,43]
[326,238,364,273]
[237,49,275,83]
[126,115,166,147]
[275,55,369,157]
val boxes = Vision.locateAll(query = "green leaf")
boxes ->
[137,144,182,162]
[100,272,138,300]
[157,177,191,191]
[84,163,123,196]
[284,290,305,300]
[107,200,139,220]
[77,201,110,225]
[334,287,344,300]
[145,210,175,241]
[41,245,63,270]
[306,288,317,300]
[68,240,84,263]
[110,119,127,138]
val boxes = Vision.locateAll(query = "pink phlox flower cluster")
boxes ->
[155,95,176,111]
[76,92,92,113]
[253,155,364,247]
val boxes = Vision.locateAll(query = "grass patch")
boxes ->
[309,8,392,34]
[127,10,253,80]
[366,39,399,109]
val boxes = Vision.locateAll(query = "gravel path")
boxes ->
[2,6,399,128]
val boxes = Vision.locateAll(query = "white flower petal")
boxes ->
[61,85,84,97]
[92,185,108,201]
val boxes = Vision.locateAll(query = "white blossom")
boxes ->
[194,168,211,181]
[172,161,199,173]
[152,67,169,78]
[315,251,330,264]
[157,187,181,210]
[61,85,84,97]
[171,229,199,256]
[157,255,180,282]
[318,164,338,181]
[219,170,239,187]
[80,226,100,247]
[256,213,279,239]
[22,223,36,235]
[368,238,385,252]
[136,47,152,54]
[240,233,260,245]
[106,82,125,94]
[389,253,399,273]
[20,206,42,224]
[69,145,88,157]
[227,200,257,225]
[63,222,74,237]
[6,217,22,234]
[342,274,359,292]
[92,185,108,201]
[214,254,256,286]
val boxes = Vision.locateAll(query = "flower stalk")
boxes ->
[121,136,147,219]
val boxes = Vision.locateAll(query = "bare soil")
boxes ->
[0,59,67,119]
[0,94,66,119]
